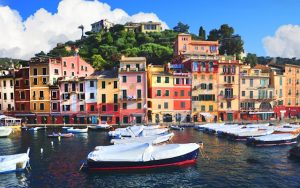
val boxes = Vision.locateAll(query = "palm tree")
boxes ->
[78,25,84,39]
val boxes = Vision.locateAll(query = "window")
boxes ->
[10,93,13,100]
[33,91,36,99]
[2,81,6,87]
[42,68,47,75]
[289,78,292,84]
[20,91,25,99]
[33,78,38,85]
[90,105,95,112]
[208,84,213,90]
[157,90,161,96]
[137,89,142,99]
[201,75,205,80]
[175,91,178,96]
[201,105,205,112]
[40,91,44,99]
[34,103,36,110]
[137,103,142,109]
[90,81,94,87]
[33,68,38,75]
[71,72,75,77]
[102,81,106,89]
[80,105,84,111]
[250,91,253,99]
[63,61,67,67]
[188,91,191,96]
[122,76,127,83]
[52,103,58,110]
[114,104,118,111]
[10,80,13,87]
[64,71,66,76]
[137,75,141,83]
[72,63,75,68]
[122,103,127,109]
[122,90,127,99]
[54,69,59,75]
[64,83,68,92]
[80,83,84,92]
[52,91,57,99]
[242,79,245,84]
[180,102,186,108]
[102,94,106,103]
[227,101,231,108]
[165,90,170,96]
[180,90,184,96]
[42,77,47,84]
[209,105,213,112]
[175,78,180,84]
[4,93,7,100]
[194,74,197,80]
[164,102,168,109]
[114,94,118,103]
[90,93,95,99]
[85,66,87,71]
[157,76,161,83]
[102,105,106,112]
[209,75,213,80]
[165,77,169,83]
[114,81,118,89]
[158,104,161,109]
[242,91,245,97]
[250,79,253,87]
[25,80,29,86]
[71,83,76,91]
[40,103,45,110]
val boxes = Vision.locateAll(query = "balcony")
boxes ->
[240,107,273,112]
[219,95,237,100]
[119,96,142,101]
[224,82,233,87]
[119,67,145,72]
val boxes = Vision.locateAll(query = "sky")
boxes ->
[0,0,300,59]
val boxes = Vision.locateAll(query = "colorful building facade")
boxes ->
[0,70,15,114]
[119,56,147,124]
[217,56,242,121]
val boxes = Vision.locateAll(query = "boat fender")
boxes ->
[51,141,54,147]
[40,148,43,154]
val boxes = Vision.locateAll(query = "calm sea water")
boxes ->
[1,128,300,188]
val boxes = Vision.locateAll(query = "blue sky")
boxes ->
[2,0,300,57]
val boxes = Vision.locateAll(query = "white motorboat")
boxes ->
[230,129,274,141]
[0,148,30,173]
[247,133,299,146]
[88,123,111,130]
[67,127,88,133]
[109,132,174,145]
[28,126,46,132]
[0,127,13,137]
[170,125,184,131]
[86,142,200,171]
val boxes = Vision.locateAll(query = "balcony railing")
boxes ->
[240,107,273,112]
[119,96,142,101]
[119,67,145,72]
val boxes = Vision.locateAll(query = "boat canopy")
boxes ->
[0,115,22,126]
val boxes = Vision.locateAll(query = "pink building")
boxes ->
[119,56,147,124]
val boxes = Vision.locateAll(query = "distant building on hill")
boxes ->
[124,21,162,33]
[91,19,114,33]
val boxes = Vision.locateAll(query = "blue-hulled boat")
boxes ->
[247,133,299,147]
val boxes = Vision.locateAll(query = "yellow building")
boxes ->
[96,70,120,124]
[29,58,51,124]
[217,56,242,121]
[124,21,162,33]
[147,65,174,123]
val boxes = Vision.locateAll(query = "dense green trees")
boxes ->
[173,22,189,33]
[245,53,258,68]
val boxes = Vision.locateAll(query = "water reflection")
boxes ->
[1,128,300,187]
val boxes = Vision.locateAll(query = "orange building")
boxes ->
[174,33,219,56]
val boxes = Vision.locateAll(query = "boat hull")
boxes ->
[86,148,199,171]
[0,161,28,174]
[247,137,298,147]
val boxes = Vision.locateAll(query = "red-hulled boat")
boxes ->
[85,143,200,171]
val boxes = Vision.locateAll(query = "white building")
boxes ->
[0,70,15,113]
[91,19,114,33]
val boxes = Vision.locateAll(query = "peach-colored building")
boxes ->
[174,33,219,56]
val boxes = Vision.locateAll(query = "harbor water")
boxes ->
[1,128,300,187]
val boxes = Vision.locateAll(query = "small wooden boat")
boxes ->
[0,148,30,173]
[85,142,200,171]
[67,127,88,133]
[48,133,74,138]
[0,127,13,138]
[170,125,184,131]
[88,123,111,130]
[109,132,174,145]
[247,133,299,147]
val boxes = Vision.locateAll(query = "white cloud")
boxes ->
[0,0,168,59]
[263,24,300,58]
